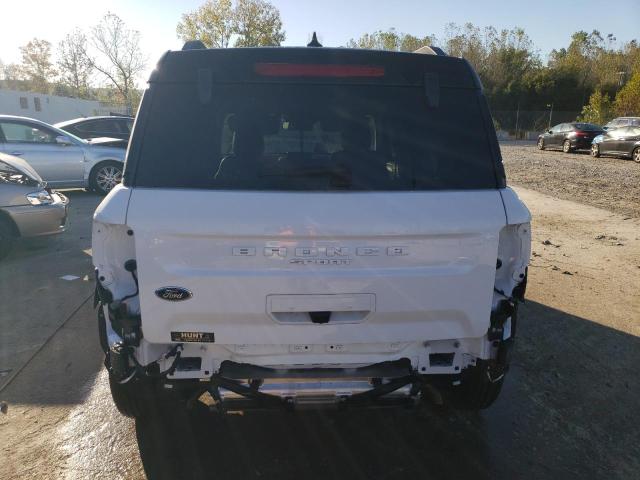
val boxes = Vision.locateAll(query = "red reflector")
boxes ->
[255,63,384,78]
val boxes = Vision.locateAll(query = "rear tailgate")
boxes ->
[127,189,506,345]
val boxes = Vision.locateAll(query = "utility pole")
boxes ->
[547,103,554,130]
[515,102,520,140]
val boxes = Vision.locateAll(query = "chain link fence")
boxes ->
[491,110,581,140]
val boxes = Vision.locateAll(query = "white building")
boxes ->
[0,88,128,124]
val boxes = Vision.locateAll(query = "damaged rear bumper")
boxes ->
[164,358,423,411]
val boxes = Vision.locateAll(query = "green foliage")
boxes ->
[348,23,638,118]
[176,0,235,48]
[233,0,285,47]
[346,28,436,52]
[614,71,640,116]
[176,0,285,48]
[577,89,613,124]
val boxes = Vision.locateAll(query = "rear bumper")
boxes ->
[166,358,422,410]
[3,192,69,237]
[571,137,597,149]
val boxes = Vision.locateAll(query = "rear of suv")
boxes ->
[92,42,531,417]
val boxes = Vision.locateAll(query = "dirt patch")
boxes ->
[501,143,640,218]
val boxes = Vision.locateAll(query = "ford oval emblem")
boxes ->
[155,286,192,301]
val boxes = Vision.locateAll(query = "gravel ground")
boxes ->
[501,142,640,218]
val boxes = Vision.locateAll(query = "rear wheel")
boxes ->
[537,138,545,150]
[563,139,572,153]
[0,217,16,261]
[90,161,123,195]
[633,147,640,163]
[445,361,505,410]
[591,143,600,158]
[108,373,156,419]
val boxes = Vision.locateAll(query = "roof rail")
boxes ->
[182,40,206,51]
[413,46,447,56]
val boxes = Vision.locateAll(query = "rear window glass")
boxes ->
[573,123,601,131]
[134,83,498,191]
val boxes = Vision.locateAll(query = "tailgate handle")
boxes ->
[309,311,331,324]
[267,294,375,325]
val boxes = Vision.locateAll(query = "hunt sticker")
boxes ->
[171,331,215,343]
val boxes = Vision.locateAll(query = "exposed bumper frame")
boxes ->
[165,358,423,411]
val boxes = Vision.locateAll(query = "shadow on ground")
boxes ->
[135,301,640,480]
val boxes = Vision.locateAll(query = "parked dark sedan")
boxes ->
[591,126,640,163]
[55,116,133,142]
[537,122,604,153]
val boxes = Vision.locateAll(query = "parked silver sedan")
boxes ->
[0,115,125,195]
[0,153,68,259]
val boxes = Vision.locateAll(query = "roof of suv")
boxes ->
[150,47,480,90]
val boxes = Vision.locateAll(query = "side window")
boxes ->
[75,121,97,133]
[562,124,572,132]
[77,119,120,134]
[0,122,56,144]
[550,124,561,133]
[98,119,122,134]
[34,97,42,112]
[19,97,28,109]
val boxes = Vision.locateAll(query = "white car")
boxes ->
[0,115,125,195]
[92,41,531,417]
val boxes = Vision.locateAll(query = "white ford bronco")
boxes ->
[92,39,531,416]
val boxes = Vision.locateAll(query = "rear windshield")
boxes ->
[573,123,601,131]
[133,83,498,190]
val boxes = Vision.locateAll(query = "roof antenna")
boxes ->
[307,32,322,48]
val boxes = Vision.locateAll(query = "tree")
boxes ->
[176,0,285,48]
[614,71,640,116]
[578,89,613,124]
[0,62,25,90]
[232,0,285,47]
[18,38,57,93]
[176,0,235,48]
[346,28,435,52]
[548,31,604,106]
[57,29,94,98]
[89,13,146,113]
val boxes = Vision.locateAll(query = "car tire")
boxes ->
[108,372,156,419]
[633,147,640,164]
[537,138,545,150]
[97,306,110,354]
[563,139,572,153]
[446,361,505,410]
[0,217,17,261]
[591,144,600,158]
[90,161,123,195]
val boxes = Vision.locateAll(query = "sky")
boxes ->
[1,0,638,83]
